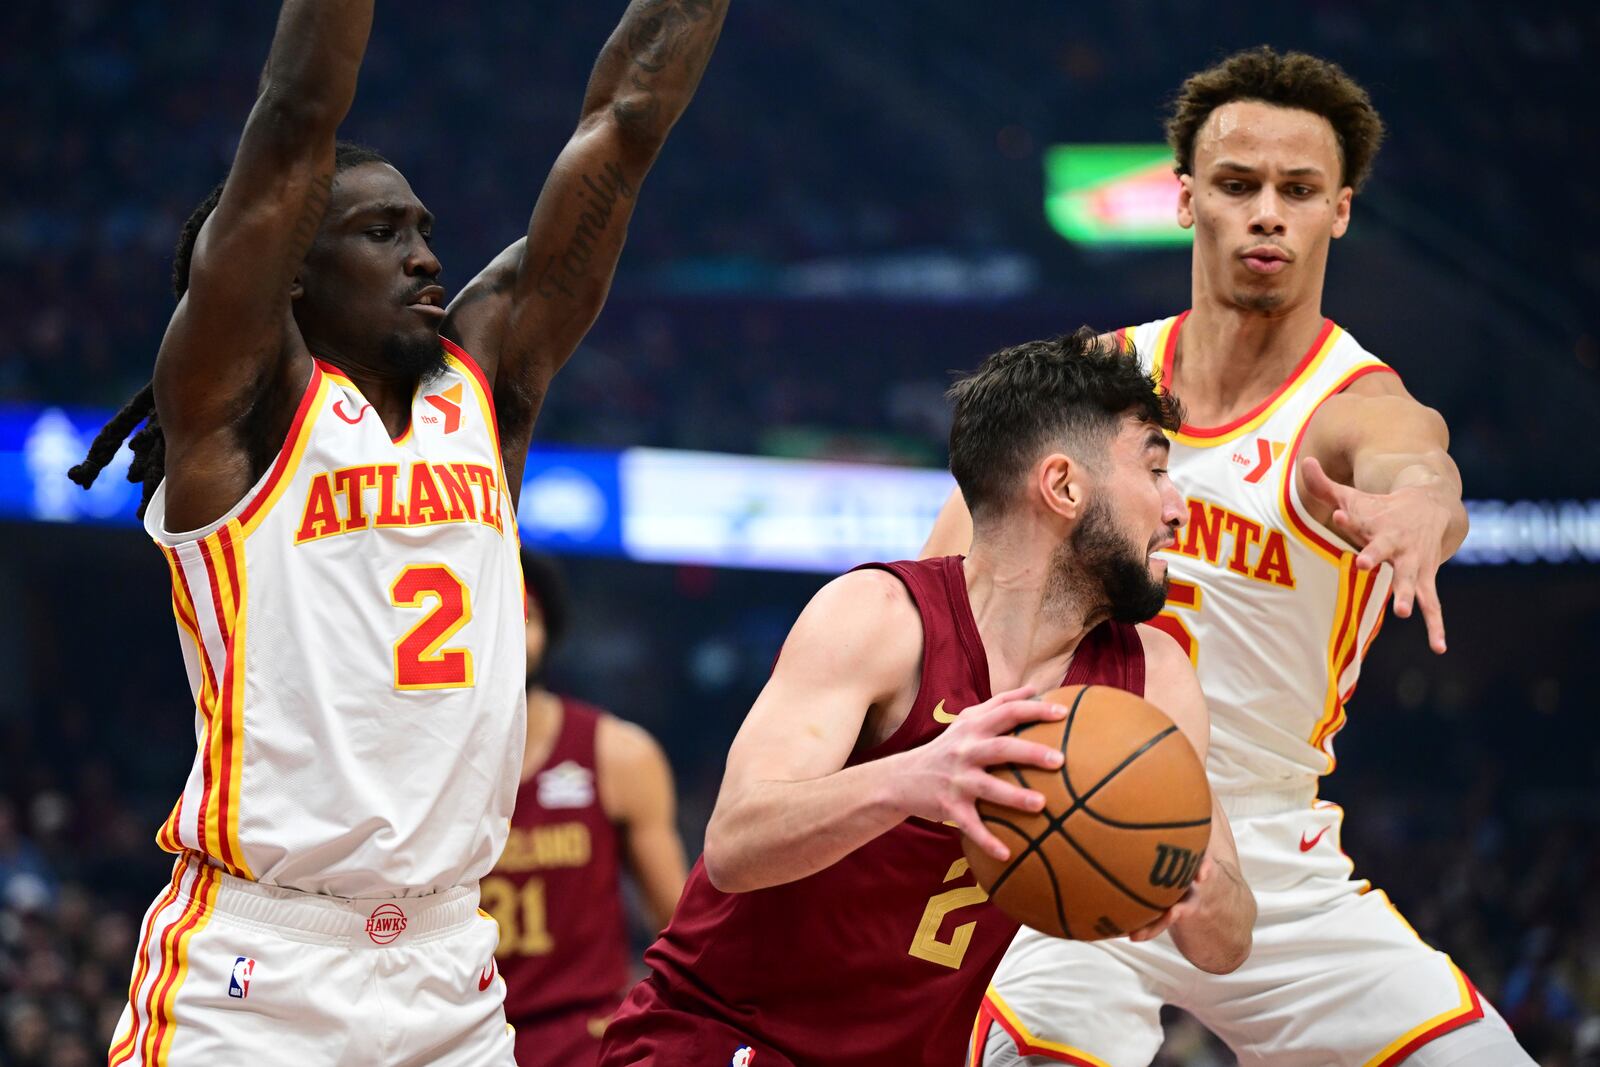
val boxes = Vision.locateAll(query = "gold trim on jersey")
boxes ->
[1169,323,1343,448]
[238,367,333,539]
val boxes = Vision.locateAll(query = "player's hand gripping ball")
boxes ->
[961,685,1212,940]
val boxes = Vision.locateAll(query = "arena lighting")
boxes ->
[1043,144,1192,247]
[2,405,1593,570]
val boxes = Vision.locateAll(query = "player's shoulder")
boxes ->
[1134,623,1204,703]
[595,711,669,774]
[810,566,921,623]
[781,566,923,675]
[1134,622,1192,674]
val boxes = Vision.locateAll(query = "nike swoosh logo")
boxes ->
[1299,827,1331,852]
[932,700,957,724]
[478,960,496,991]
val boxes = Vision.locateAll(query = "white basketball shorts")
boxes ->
[108,854,516,1066]
[974,787,1517,1067]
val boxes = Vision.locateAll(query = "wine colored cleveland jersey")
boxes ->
[600,555,1146,1067]
[490,698,630,1028]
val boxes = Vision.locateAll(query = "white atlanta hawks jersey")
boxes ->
[1123,313,1394,795]
[143,339,525,897]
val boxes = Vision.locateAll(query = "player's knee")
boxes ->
[1395,1017,1537,1067]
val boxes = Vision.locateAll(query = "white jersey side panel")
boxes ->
[143,341,526,897]
[1124,314,1394,795]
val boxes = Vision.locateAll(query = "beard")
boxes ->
[382,329,448,384]
[1058,497,1171,624]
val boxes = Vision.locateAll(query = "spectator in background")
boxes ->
[486,552,687,1066]
[0,800,56,915]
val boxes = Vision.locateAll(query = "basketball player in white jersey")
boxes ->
[924,47,1535,1067]
[68,1,728,1063]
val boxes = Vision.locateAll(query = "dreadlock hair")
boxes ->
[69,142,392,517]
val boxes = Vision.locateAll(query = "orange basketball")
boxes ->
[962,685,1212,940]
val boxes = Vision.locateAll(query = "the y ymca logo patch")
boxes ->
[1230,437,1285,484]
[228,956,255,999]
[729,1047,756,1067]
[423,383,464,434]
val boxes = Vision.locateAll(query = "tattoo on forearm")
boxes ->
[611,0,724,132]
[534,161,635,301]
[290,172,334,253]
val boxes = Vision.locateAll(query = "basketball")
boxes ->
[962,685,1212,940]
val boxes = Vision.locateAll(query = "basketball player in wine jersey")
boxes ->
[70,2,728,1063]
[925,48,1534,1067]
[598,333,1255,1067]
[489,552,687,1066]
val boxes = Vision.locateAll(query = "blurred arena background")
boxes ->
[4,2,1598,1064]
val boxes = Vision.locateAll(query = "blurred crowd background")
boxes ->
[4,1,1598,1064]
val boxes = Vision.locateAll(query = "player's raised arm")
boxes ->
[155,0,374,527]
[1129,625,1255,974]
[443,0,730,488]
[702,569,1064,894]
[1298,373,1468,654]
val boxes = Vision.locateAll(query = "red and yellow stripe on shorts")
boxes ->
[108,858,223,1066]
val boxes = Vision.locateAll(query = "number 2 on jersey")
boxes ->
[390,564,475,690]
[907,858,988,969]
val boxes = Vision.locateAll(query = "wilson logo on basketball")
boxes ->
[1148,844,1201,890]
[365,903,408,945]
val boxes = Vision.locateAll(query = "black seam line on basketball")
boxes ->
[1056,686,1090,805]
[977,814,1037,900]
[1075,810,1213,831]
[988,687,1093,895]
[1041,833,1072,940]
[979,716,1184,908]
[980,722,1185,901]
[1051,822,1170,913]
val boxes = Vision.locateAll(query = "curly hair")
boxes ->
[1166,46,1385,191]
[71,142,390,517]
[948,329,1183,520]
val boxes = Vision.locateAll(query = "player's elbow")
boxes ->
[701,815,758,894]
[1196,928,1252,975]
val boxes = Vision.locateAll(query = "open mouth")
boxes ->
[407,285,447,318]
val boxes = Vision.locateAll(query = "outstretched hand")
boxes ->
[1300,456,1451,654]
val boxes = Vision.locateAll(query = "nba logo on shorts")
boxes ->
[228,956,255,999]
[729,1046,755,1067]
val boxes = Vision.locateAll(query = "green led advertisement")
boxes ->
[1044,144,1191,247]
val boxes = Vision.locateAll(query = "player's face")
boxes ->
[294,163,447,379]
[1072,419,1185,623]
[1178,101,1352,314]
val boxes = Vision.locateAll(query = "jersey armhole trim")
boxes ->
[441,338,501,456]
[147,363,329,547]
[1278,362,1398,564]
[846,561,941,763]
